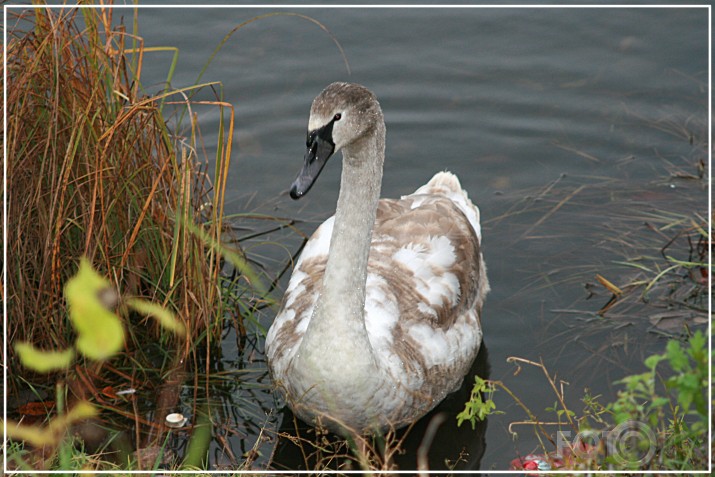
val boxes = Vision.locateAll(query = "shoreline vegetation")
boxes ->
[4,5,709,474]
[5,6,251,471]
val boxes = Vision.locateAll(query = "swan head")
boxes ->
[290,82,383,199]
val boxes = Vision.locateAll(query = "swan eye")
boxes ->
[333,113,342,121]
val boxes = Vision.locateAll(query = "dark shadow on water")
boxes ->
[270,343,490,471]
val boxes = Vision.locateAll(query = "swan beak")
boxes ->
[290,125,335,199]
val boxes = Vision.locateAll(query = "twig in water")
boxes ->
[417,412,446,476]
[518,184,586,242]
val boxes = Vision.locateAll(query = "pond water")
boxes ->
[130,6,707,471]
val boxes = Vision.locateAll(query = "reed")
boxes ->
[5,5,247,470]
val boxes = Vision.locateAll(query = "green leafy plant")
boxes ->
[610,331,707,426]
[14,257,186,373]
[458,331,708,471]
[663,331,707,418]
[6,258,188,466]
[607,330,708,469]
[457,376,502,430]
[64,258,126,360]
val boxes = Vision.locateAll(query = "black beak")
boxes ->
[290,121,336,200]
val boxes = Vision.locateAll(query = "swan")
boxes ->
[265,82,489,434]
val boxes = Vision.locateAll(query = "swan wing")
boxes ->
[265,217,333,379]
[362,173,488,408]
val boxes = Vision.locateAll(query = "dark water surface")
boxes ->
[131,6,708,470]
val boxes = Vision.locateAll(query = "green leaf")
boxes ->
[687,331,706,363]
[689,330,705,351]
[650,396,670,409]
[65,258,124,360]
[4,420,52,448]
[644,353,665,371]
[5,401,97,448]
[178,216,267,295]
[665,340,688,372]
[457,376,499,429]
[126,298,186,336]
[14,342,75,372]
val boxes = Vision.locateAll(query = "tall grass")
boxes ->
[5,5,244,469]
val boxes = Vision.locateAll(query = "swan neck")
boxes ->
[301,123,385,356]
[325,132,385,303]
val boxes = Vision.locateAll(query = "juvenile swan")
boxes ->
[265,82,489,434]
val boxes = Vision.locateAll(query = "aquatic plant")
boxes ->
[458,329,708,472]
[4,5,253,471]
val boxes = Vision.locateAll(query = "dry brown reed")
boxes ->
[5,5,238,465]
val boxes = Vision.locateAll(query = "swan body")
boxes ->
[265,82,489,434]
